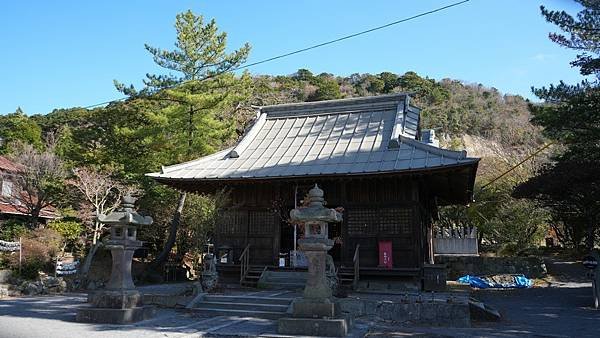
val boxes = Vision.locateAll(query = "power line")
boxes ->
[479,141,555,192]
[82,0,470,109]
[235,0,470,70]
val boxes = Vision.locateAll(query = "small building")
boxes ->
[148,94,479,287]
[0,156,58,223]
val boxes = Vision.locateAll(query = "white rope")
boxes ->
[0,240,21,252]
[56,260,79,275]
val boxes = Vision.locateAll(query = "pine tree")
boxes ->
[517,2,600,250]
[116,10,252,268]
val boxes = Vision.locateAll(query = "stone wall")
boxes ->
[338,293,470,327]
[436,256,547,279]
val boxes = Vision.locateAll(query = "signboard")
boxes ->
[583,255,598,270]
[378,240,393,269]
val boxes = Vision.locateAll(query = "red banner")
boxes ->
[378,240,393,269]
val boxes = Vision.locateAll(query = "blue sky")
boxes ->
[0,0,585,115]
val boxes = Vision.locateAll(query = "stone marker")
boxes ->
[278,184,350,337]
[583,250,600,309]
[76,195,156,324]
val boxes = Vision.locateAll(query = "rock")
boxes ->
[0,270,12,283]
[201,272,218,291]
[469,298,501,321]
[0,283,9,298]
[22,282,43,296]
[43,276,61,288]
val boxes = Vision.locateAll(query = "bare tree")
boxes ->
[9,142,66,227]
[70,167,138,276]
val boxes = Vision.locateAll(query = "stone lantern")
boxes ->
[76,195,155,324]
[279,184,350,337]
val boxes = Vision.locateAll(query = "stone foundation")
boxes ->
[338,293,470,327]
[76,305,155,324]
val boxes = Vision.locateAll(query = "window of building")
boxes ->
[2,180,13,197]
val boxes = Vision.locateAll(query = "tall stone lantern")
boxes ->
[76,195,155,324]
[279,184,350,337]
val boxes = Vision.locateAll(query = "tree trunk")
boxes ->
[152,192,187,267]
[80,241,101,277]
[29,207,41,228]
[586,214,596,252]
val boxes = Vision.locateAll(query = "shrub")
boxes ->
[47,219,83,251]
[8,228,63,279]
[0,219,28,241]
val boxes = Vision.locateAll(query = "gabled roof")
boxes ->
[148,94,479,182]
[0,202,58,219]
[0,156,23,173]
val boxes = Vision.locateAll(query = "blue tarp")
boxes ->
[458,274,533,289]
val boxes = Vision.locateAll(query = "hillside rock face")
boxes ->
[440,134,510,160]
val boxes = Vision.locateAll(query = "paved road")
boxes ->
[0,292,367,338]
[2,285,599,337]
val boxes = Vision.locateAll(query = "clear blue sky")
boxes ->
[0,0,585,115]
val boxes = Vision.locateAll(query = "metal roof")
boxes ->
[147,94,479,181]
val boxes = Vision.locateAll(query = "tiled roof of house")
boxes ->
[148,94,479,181]
[0,202,58,219]
[0,156,23,173]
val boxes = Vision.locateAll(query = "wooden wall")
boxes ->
[213,175,425,269]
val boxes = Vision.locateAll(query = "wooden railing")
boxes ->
[239,244,251,284]
[353,244,360,289]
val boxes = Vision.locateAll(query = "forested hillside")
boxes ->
[0,69,547,264]
[251,70,543,152]
[5,70,542,167]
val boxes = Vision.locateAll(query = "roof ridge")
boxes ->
[261,93,410,117]
[399,135,472,160]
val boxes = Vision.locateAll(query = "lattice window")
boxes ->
[248,210,274,235]
[347,208,378,235]
[218,210,247,235]
[347,207,413,236]
[379,207,413,234]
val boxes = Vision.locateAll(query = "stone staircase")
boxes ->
[189,292,293,319]
[257,270,307,290]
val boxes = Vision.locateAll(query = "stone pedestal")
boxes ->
[76,196,155,324]
[76,304,155,324]
[278,185,350,337]
[301,238,334,300]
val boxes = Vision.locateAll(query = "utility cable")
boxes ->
[81,0,470,109]
[479,141,555,191]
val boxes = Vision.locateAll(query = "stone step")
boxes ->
[263,271,308,279]
[265,277,308,283]
[195,301,289,312]
[258,281,305,290]
[188,307,287,320]
[203,295,293,305]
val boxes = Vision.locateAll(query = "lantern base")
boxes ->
[76,305,155,324]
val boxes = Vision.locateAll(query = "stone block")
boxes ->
[278,317,349,337]
[89,289,143,308]
[338,298,364,316]
[469,299,501,322]
[292,298,336,318]
[76,305,155,324]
